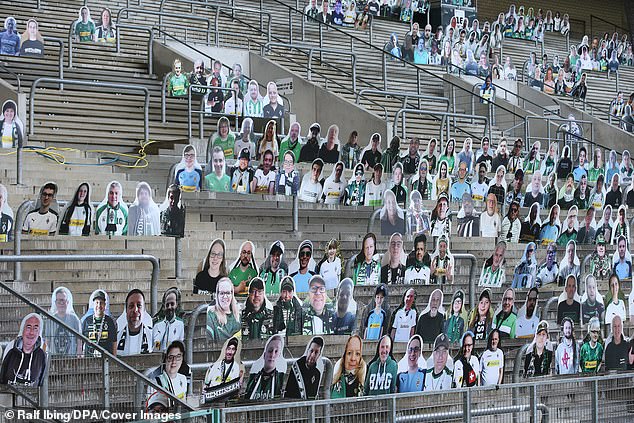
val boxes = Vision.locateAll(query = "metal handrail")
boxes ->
[29,77,150,145]
[116,23,155,75]
[11,199,160,313]
[0,279,192,412]
[43,37,64,81]
[185,303,208,366]
[114,7,212,46]
[512,343,531,382]
[540,296,559,321]
[264,42,358,94]
[355,89,449,121]
[525,115,596,149]
[0,63,21,92]
[159,0,273,46]
[187,85,238,139]
[393,108,490,148]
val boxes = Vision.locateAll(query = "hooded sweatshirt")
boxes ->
[363,336,398,395]
[0,313,47,387]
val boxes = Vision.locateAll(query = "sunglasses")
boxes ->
[299,251,312,258]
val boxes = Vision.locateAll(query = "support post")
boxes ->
[175,236,183,278]
[292,194,299,233]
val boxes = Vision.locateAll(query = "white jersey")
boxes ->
[423,367,453,391]
[299,175,323,203]
[364,181,386,206]
[253,169,277,194]
[453,355,480,387]
[391,308,417,342]
[515,313,539,338]
[480,349,504,386]
[152,318,185,353]
[480,212,500,237]
[23,210,58,235]
[66,206,89,236]
[322,179,346,205]
[116,324,153,356]
[319,258,341,291]
[555,339,579,374]
[404,265,431,285]
[471,181,489,205]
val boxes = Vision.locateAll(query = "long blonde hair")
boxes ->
[332,335,366,388]
[214,277,240,325]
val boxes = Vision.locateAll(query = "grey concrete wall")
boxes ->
[249,52,388,146]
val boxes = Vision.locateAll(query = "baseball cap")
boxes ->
[536,320,549,335]
[248,277,265,292]
[308,275,326,287]
[375,283,387,297]
[280,277,294,292]
[93,290,106,302]
[239,148,250,160]
[595,233,606,245]
[434,333,449,351]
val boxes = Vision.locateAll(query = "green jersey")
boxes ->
[74,21,95,42]
[580,341,603,373]
[168,74,189,97]
[212,134,236,158]
[205,174,230,192]
[228,265,257,298]
[279,138,302,162]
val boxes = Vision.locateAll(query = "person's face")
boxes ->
[566,243,574,263]
[164,292,177,320]
[439,199,448,217]
[77,185,88,203]
[462,335,474,357]
[219,122,229,138]
[28,20,37,36]
[184,150,195,167]
[433,347,448,371]
[430,291,441,311]
[408,338,421,366]
[526,291,537,314]
[264,338,282,371]
[217,281,233,310]
[209,243,224,269]
[344,337,362,371]
[447,141,454,155]
[239,244,252,266]
[249,84,258,100]
[194,61,204,76]
[328,246,336,259]
[138,188,150,207]
[502,290,514,313]
[3,107,14,123]
[597,243,605,256]
[496,168,504,182]
[364,237,375,260]
[404,289,415,309]
[126,293,144,330]
[372,137,379,151]
[565,278,576,300]
[439,240,447,256]
[493,246,504,267]
[93,298,105,318]
[289,124,299,140]
[546,246,556,265]
[579,150,586,164]
[409,141,419,156]
[458,163,466,179]
[478,165,486,181]
[536,330,548,348]
[299,247,311,270]
[306,342,321,367]
[355,167,363,183]
[567,211,577,229]
[373,167,382,182]
[531,173,541,192]
[270,250,281,271]
[526,244,534,260]
[379,336,391,363]
[39,187,54,208]
[249,287,265,310]
[563,320,572,338]
[486,195,496,213]
[166,346,183,374]
[478,297,490,315]
[280,288,293,302]
[309,283,326,313]
[587,281,597,302]
[335,164,343,181]
[225,344,236,362]
[267,85,278,104]
[213,152,225,174]
[81,8,88,22]
[55,291,68,316]
[415,241,425,262]
[322,1,328,12]
[618,239,626,259]
[22,316,40,352]
[263,153,273,172]
[590,327,599,343]
[174,62,181,76]
[611,276,620,297]
[580,177,587,191]
[613,318,623,341]
[374,292,384,308]
[311,163,322,180]
[619,209,626,223]
[389,235,403,259]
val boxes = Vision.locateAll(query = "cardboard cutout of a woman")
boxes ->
[202,337,243,404]
[0,100,24,149]
[244,334,287,401]
[59,182,93,236]
[331,335,366,398]
[206,277,241,343]
[174,145,203,192]
[284,336,325,400]
[73,7,96,42]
